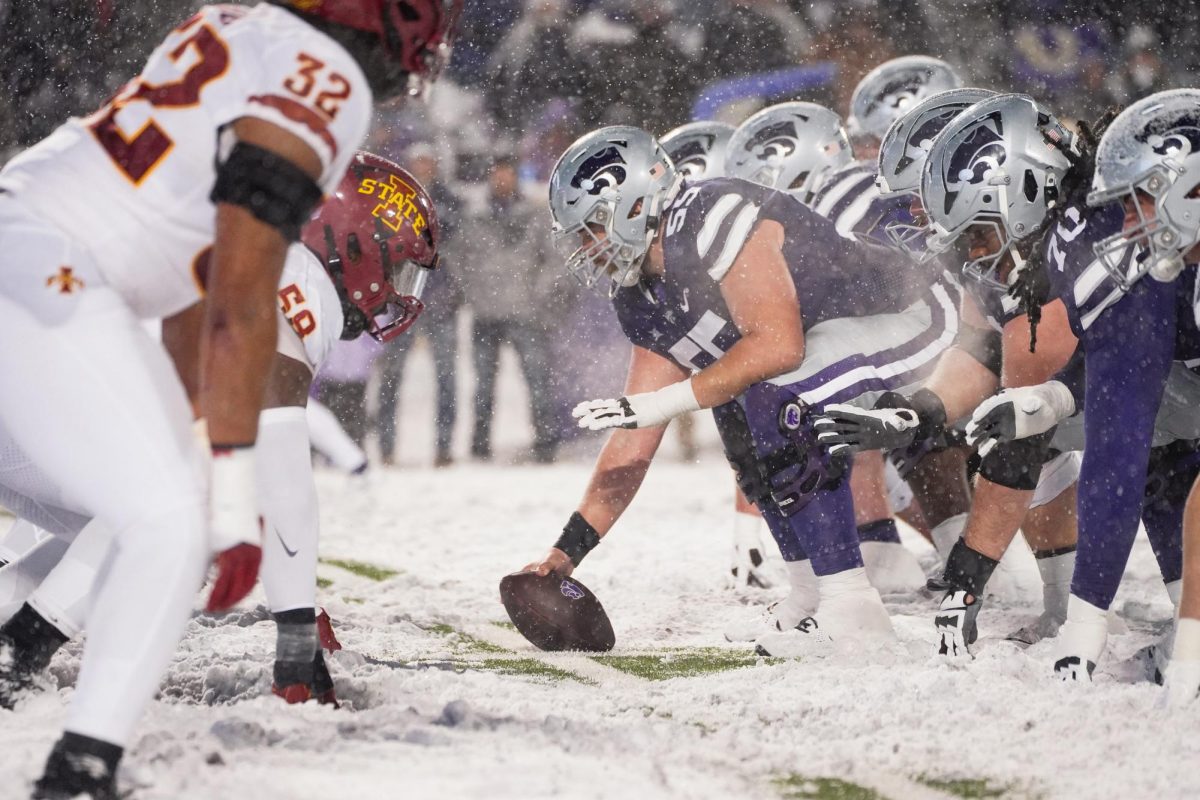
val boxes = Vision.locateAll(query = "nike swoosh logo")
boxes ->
[274,526,298,558]
[681,289,690,313]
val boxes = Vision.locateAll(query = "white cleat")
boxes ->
[753,588,895,658]
[723,592,815,643]
[861,541,926,595]
[1053,597,1108,682]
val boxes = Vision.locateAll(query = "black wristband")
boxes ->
[554,512,602,567]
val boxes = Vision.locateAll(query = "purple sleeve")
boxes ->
[1071,277,1177,609]
[1051,347,1087,409]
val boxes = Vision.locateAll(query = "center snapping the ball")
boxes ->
[499,571,615,652]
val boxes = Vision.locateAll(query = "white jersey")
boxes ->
[275,244,342,373]
[0,3,371,319]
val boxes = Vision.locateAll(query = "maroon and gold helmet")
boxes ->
[286,0,463,96]
[302,151,440,342]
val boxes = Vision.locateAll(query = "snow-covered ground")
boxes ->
[2,344,1198,800]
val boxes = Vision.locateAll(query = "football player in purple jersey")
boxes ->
[519,125,961,655]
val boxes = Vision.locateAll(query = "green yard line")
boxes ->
[593,648,779,680]
[775,775,888,800]
[915,776,1015,799]
[318,557,399,581]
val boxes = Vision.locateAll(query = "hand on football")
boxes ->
[814,403,920,455]
[522,547,574,578]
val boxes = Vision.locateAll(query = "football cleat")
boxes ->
[32,734,120,800]
[753,589,894,657]
[273,682,313,704]
[724,593,815,643]
[934,590,980,658]
[861,541,926,595]
[1006,610,1064,647]
[1053,597,1108,682]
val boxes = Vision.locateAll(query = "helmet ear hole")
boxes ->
[1023,169,1039,202]
[788,171,811,191]
[627,199,644,219]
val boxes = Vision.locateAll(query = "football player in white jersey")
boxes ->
[0,1,459,796]
[0,152,441,710]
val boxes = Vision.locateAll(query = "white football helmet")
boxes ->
[849,56,963,141]
[549,126,679,295]
[660,121,735,180]
[922,93,1078,290]
[725,102,852,205]
[1088,89,1200,288]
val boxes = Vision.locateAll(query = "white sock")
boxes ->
[817,566,873,600]
[1066,594,1108,628]
[783,559,819,613]
[1035,550,1075,622]
[1174,618,1200,662]
[733,510,762,547]
[1166,579,1183,609]
[931,513,968,561]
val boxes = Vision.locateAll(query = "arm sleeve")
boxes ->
[1071,278,1177,609]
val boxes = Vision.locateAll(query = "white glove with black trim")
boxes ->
[573,380,701,431]
[966,381,1076,457]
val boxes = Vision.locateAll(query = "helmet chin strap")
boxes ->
[1148,250,1186,283]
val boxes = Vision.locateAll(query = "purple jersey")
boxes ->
[1038,199,1200,610]
[809,161,915,249]
[612,177,927,373]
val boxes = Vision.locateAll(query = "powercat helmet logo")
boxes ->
[560,580,585,600]
[745,119,800,160]
[572,146,628,195]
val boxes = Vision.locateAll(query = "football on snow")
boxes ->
[499,571,616,652]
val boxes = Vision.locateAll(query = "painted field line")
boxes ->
[463,623,648,688]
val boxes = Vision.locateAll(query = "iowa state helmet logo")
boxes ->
[358,175,427,237]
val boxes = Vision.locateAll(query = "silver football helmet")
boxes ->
[724,102,852,204]
[1088,89,1200,288]
[848,56,963,141]
[660,121,735,180]
[549,126,679,295]
[922,93,1078,290]
[876,87,997,260]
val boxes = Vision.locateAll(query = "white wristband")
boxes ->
[209,446,259,554]
[630,378,702,425]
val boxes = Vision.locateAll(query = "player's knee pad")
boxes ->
[744,386,847,517]
[1029,450,1081,509]
[977,431,1055,491]
[714,401,772,505]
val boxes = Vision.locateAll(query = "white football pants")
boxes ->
[0,195,207,747]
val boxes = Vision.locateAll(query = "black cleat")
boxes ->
[32,733,121,800]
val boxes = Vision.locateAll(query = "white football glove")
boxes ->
[573,379,700,431]
[966,381,1076,457]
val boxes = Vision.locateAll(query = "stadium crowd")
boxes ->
[3,0,1197,466]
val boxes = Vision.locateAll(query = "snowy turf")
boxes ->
[1,335,1196,800]
[0,457,1197,799]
